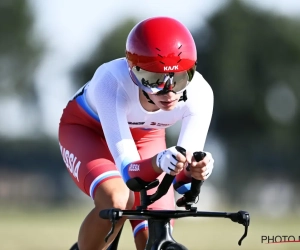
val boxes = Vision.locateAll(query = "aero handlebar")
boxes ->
[100,146,250,246]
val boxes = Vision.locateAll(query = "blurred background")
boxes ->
[1,0,299,249]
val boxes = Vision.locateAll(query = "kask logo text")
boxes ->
[164,65,178,71]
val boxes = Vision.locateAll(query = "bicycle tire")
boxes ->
[164,242,188,250]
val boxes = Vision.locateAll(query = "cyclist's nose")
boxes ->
[156,89,176,96]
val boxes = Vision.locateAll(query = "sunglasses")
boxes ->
[129,66,195,94]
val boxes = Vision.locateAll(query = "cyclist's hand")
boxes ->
[189,152,214,180]
[154,146,186,176]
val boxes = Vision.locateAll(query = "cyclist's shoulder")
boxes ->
[94,57,128,76]
[89,57,132,89]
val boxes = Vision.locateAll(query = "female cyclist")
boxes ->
[59,16,215,250]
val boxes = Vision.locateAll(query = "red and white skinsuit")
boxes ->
[58,58,214,236]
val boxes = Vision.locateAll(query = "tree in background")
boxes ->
[0,0,44,136]
[0,1,62,203]
[194,0,300,203]
[0,0,43,102]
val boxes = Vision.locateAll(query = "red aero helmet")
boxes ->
[126,16,197,73]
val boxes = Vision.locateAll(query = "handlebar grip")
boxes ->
[175,146,186,155]
[99,209,111,220]
[193,151,206,162]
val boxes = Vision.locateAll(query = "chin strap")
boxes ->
[142,90,188,104]
[142,91,155,104]
[179,90,188,102]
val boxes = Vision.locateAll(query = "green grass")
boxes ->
[1,206,299,250]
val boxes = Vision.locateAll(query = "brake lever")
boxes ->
[104,221,115,242]
[104,209,122,242]
[228,211,250,246]
[238,211,250,246]
[238,223,249,246]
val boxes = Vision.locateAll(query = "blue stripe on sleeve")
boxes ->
[75,93,100,122]
[120,157,134,182]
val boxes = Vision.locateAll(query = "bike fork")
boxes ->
[146,219,176,250]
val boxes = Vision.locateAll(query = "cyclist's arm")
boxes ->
[87,65,160,184]
[174,73,214,191]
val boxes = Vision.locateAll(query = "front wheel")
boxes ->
[164,242,188,250]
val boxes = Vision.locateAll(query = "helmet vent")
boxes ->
[178,45,182,49]
[177,52,182,63]
[156,48,161,51]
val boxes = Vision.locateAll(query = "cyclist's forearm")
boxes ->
[122,157,161,183]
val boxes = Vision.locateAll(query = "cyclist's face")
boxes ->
[149,91,181,111]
